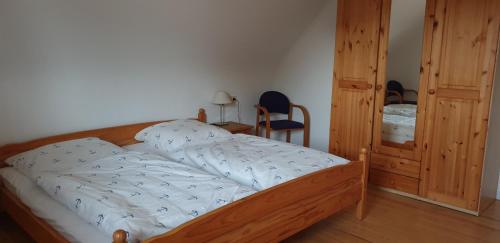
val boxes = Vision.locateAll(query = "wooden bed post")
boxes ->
[198,108,207,123]
[113,230,127,243]
[356,148,369,220]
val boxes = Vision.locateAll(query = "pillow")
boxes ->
[135,119,231,152]
[5,137,125,178]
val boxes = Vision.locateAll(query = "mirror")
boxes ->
[381,0,426,148]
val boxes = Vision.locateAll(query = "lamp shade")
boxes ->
[211,91,233,105]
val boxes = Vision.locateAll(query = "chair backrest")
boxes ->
[259,91,290,114]
[387,80,404,96]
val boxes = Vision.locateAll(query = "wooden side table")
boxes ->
[216,122,254,135]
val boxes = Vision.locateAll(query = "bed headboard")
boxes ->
[0,108,207,166]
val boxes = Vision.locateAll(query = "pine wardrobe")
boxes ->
[329,0,500,214]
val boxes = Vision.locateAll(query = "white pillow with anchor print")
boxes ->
[135,119,231,153]
[5,137,125,178]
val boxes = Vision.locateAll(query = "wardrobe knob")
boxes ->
[429,89,436,95]
[376,85,383,91]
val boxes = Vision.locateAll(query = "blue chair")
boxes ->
[255,91,310,147]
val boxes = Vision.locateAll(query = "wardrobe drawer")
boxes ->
[370,153,420,178]
[369,169,419,195]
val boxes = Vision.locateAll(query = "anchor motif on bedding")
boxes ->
[97,195,109,202]
[216,199,227,204]
[252,179,258,188]
[130,192,141,197]
[155,223,167,228]
[107,181,118,186]
[96,214,104,226]
[74,198,81,208]
[54,185,61,195]
[156,207,169,214]
[187,184,197,190]
[189,210,199,217]
[187,195,198,200]
[121,213,134,218]
[159,194,170,199]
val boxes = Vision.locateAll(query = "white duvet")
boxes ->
[30,151,255,242]
[165,134,350,190]
[382,104,417,144]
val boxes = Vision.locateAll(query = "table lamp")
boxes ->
[212,91,233,126]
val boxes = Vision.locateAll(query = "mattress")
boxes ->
[0,167,109,243]
[382,104,417,144]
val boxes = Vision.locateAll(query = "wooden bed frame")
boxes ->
[0,109,369,243]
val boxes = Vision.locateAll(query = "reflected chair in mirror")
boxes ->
[385,80,418,105]
[255,91,310,147]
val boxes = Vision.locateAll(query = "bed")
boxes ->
[381,104,417,146]
[0,109,368,243]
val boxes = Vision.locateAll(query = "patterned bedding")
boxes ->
[382,104,417,144]
[29,151,256,242]
[165,134,350,190]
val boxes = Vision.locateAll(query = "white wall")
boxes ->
[0,0,327,145]
[486,48,500,199]
[269,0,337,151]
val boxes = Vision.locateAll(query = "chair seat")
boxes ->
[259,120,304,130]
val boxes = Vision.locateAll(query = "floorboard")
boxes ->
[285,189,500,243]
[0,188,498,243]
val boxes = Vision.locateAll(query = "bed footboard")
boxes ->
[113,149,369,243]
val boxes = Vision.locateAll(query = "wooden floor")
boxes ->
[1,189,499,243]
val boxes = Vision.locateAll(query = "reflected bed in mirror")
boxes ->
[381,104,417,149]
[380,0,426,147]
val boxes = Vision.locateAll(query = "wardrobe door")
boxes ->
[329,0,382,160]
[420,0,500,211]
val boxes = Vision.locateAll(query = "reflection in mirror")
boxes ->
[381,0,426,148]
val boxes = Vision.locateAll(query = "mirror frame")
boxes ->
[371,0,436,161]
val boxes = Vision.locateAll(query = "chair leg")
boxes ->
[286,130,291,143]
[303,128,310,148]
[255,111,260,136]
[266,127,271,139]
